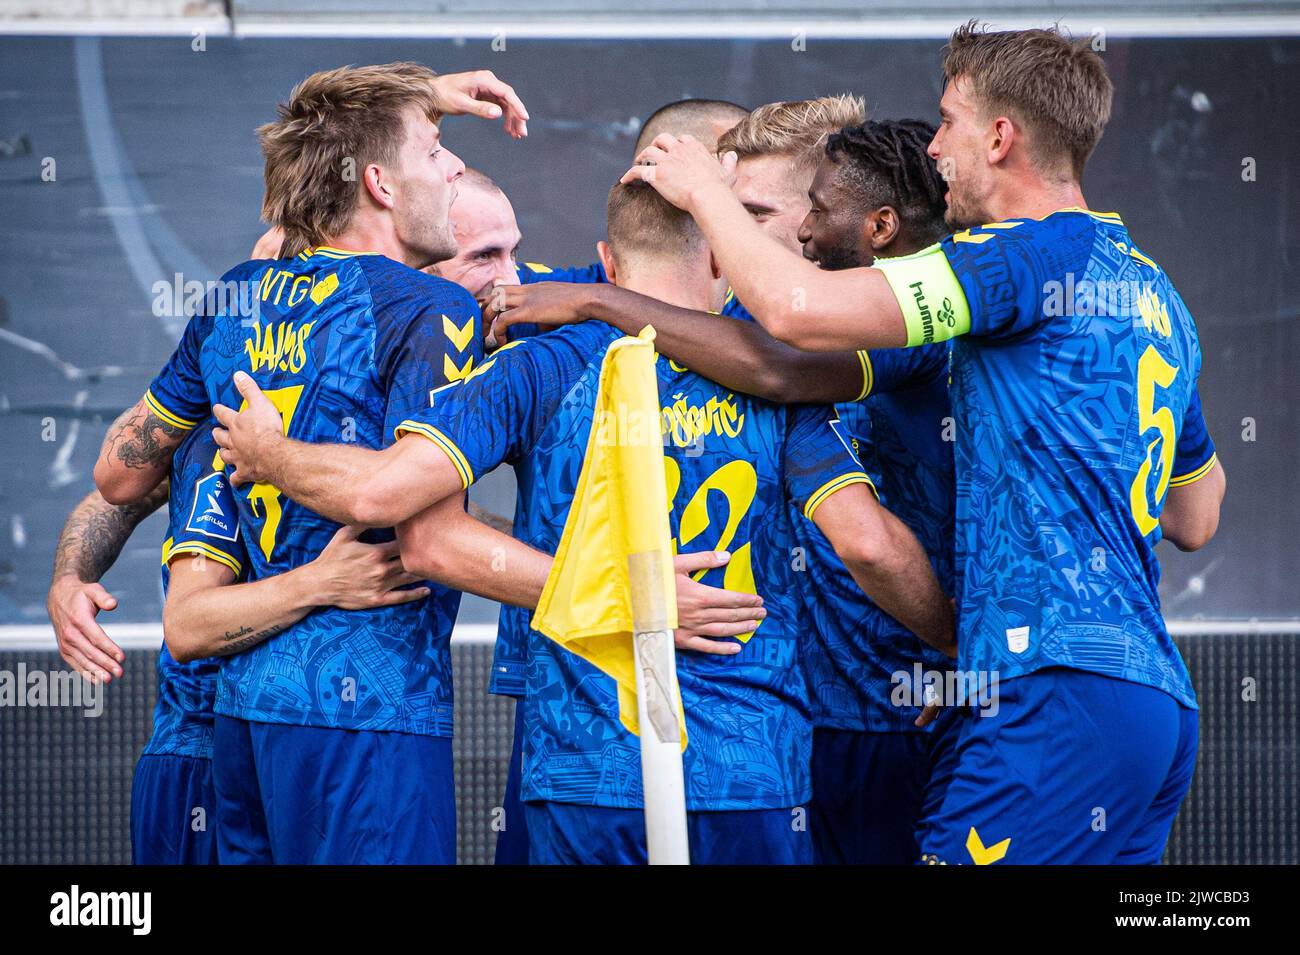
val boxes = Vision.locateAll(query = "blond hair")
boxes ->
[716,94,867,174]
[259,62,443,258]
[942,21,1113,178]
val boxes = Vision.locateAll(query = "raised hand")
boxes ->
[431,70,530,138]
[620,133,738,211]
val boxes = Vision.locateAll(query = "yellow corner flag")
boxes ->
[531,326,686,749]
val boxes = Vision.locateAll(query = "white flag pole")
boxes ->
[628,550,690,865]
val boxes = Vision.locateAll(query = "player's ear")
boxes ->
[988,115,1015,166]
[363,162,396,211]
[867,206,900,251]
[596,241,617,284]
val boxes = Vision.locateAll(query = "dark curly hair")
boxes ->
[824,119,948,247]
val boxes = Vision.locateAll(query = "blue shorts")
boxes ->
[526,800,812,865]
[809,728,930,865]
[130,753,218,865]
[213,715,456,864]
[494,705,530,865]
[916,667,1198,865]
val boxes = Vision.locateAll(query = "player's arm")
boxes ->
[623,135,910,351]
[1159,388,1225,552]
[1160,461,1225,552]
[398,494,763,652]
[489,282,868,403]
[93,399,190,505]
[212,372,460,527]
[46,483,169,682]
[163,526,427,663]
[811,483,956,658]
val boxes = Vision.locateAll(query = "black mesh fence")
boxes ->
[1,634,1294,864]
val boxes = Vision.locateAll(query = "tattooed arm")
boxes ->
[163,526,430,663]
[47,483,169,682]
[94,398,189,505]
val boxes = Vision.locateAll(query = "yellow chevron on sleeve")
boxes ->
[952,230,994,245]
[524,262,553,274]
[442,313,475,352]
[444,353,475,383]
[966,827,1011,865]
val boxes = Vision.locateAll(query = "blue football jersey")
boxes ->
[197,248,485,737]
[146,423,247,759]
[396,320,871,810]
[798,343,957,732]
[877,208,1215,707]
[516,260,608,286]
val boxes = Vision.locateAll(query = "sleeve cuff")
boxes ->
[854,350,874,402]
[164,541,243,577]
[144,390,199,431]
[394,420,474,488]
[1169,452,1218,488]
[803,471,876,521]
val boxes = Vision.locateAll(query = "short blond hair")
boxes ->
[259,62,443,258]
[717,94,867,174]
[943,21,1113,178]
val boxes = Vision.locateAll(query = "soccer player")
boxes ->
[90,67,530,508]
[210,181,955,864]
[627,24,1226,863]
[490,118,959,864]
[191,63,521,864]
[146,423,425,864]
[489,96,899,402]
[44,421,423,864]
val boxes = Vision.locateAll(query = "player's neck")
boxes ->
[620,269,714,313]
[323,221,419,268]
[988,174,1089,224]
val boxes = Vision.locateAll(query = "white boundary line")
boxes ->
[0,622,500,651]
[0,620,1295,652]
[3,15,1300,38]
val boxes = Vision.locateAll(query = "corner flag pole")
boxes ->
[628,550,690,865]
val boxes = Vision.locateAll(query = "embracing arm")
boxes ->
[624,136,909,351]
[93,399,188,505]
[164,526,427,663]
[398,494,766,653]
[812,483,956,658]
[493,282,868,404]
[212,372,463,527]
[47,482,169,681]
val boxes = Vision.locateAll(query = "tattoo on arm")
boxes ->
[102,405,187,472]
[217,624,285,657]
[52,481,170,583]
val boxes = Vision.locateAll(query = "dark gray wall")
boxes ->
[0,34,1295,626]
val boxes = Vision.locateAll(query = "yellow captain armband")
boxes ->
[874,244,972,347]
